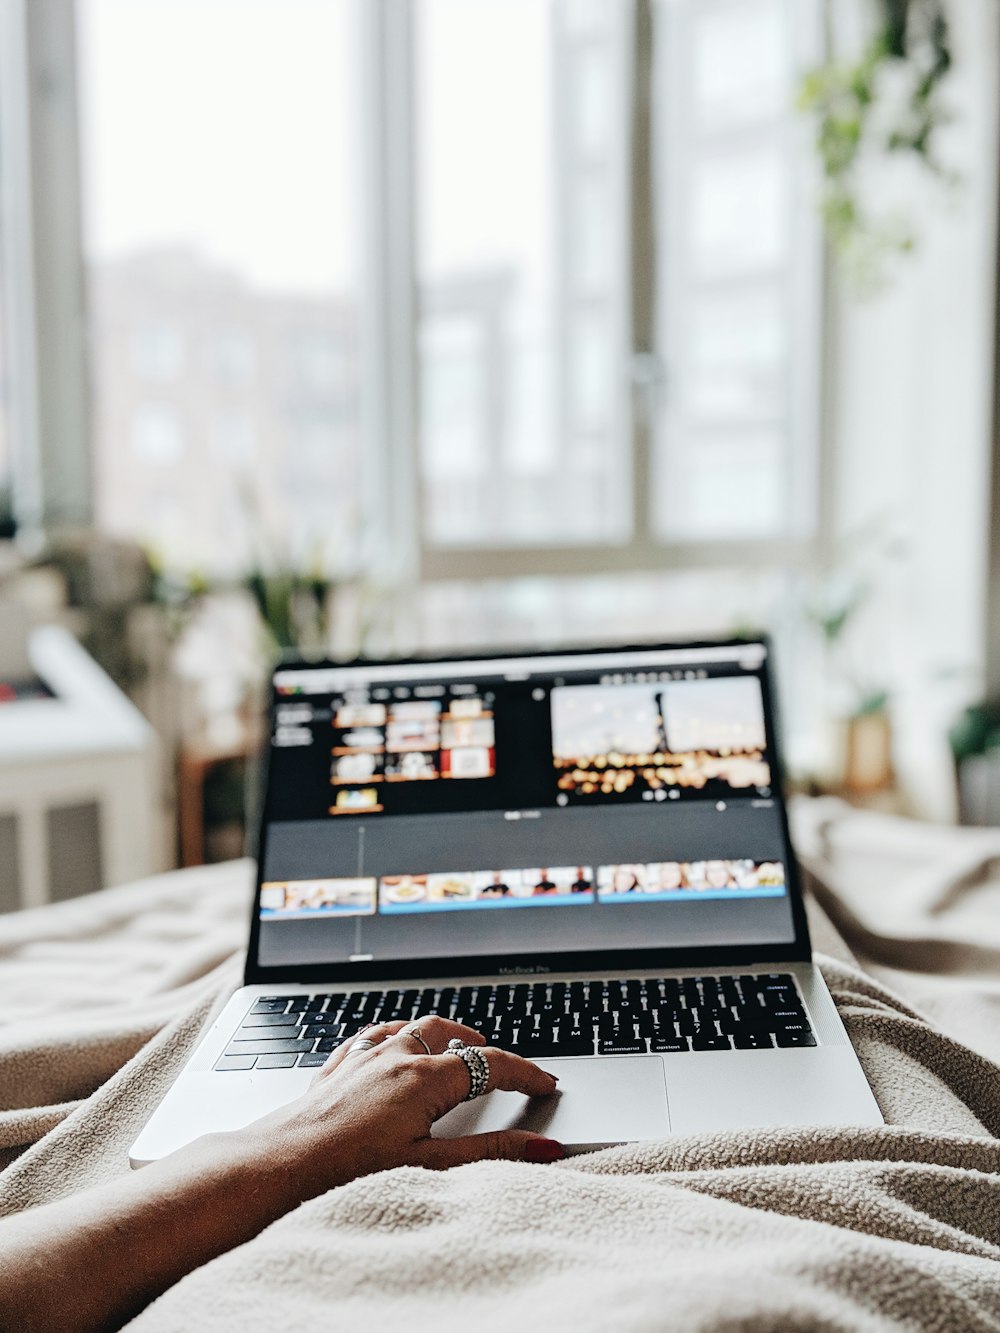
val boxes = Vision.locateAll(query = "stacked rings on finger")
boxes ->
[447,1038,490,1100]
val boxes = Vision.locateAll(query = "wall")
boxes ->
[827,0,999,818]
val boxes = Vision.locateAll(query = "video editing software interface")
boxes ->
[257,644,797,969]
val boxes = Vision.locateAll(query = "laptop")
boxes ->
[130,639,882,1164]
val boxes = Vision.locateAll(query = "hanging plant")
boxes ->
[798,0,956,288]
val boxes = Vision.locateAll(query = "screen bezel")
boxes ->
[244,637,812,984]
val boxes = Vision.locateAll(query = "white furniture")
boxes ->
[0,625,160,909]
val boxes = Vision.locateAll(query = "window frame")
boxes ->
[414,0,828,582]
[6,0,828,584]
[0,0,91,540]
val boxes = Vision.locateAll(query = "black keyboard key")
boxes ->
[228,1038,314,1055]
[775,1030,817,1047]
[719,977,742,1006]
[597,1024,633,1044]
[692,1034,733,1051]
[465,1017,497,1039]
[515,1037,563,1058]
[251,1000,288,1014]
[553,1037,595,1056]
[256,1053,298,1069]
[215,1054,256,1070]
[242,1012,301,1028]
[302,1024,343,1040]
[733,1032,773,1049]
[317,1035,350,1052]
[651,1036,691,1053]
[599,1039,647,1055]
[233,1024,301,1042]
[298,1052,329,1067]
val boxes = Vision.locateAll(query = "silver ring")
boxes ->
[447,1038,490,1100]
[401,1025,432,1055]
[346,1037,376,1056]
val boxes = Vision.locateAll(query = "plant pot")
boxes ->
[844,711,894,793]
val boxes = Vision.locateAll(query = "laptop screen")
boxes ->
[250,641,803,979]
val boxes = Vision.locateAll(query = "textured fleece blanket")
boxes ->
[1,800,999,1330]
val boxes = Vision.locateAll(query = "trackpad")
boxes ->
[434,1056,670,1150]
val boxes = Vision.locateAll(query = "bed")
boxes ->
[2,797,999,1330]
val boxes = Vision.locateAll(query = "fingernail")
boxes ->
[525,1138,565,1163]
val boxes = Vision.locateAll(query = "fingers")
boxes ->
[318,1014,487,1078]
[423,1042,558,1115]
[318,1020,404,1076]
[476,1046,559,1098]
[392,1014,485,1054]
[411,1130,565,1170]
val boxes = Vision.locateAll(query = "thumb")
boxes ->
[411,1130,565,1169]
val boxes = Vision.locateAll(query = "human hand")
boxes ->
[239,1015,564,1196]
[0,1018,563,1333]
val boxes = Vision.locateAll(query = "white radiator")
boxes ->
[0,626,160,910]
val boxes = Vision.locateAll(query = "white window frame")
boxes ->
[0,0,91,540]
[3,0,828,585]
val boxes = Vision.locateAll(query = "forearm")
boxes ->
[0,1130,317,1333]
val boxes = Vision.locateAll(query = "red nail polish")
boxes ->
[525,1138,565,1163]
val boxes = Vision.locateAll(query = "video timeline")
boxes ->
[259,858,787,919]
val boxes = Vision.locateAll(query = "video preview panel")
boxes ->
[551,673,770,806]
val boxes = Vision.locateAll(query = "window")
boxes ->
[415,0,632,552]
[652,0,820,547]
[415,0,821,588]
[130,324,184,383]
[17,0,820,627]
[131,404,182,464]
[77,0,363,574]
[209,332,256,388]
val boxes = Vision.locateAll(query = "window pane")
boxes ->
[652,0,819,544]
[415,0,631,549]
[78,0,361,575]
[418,568,790,653]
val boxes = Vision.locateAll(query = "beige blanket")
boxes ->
[1,800,999,1329]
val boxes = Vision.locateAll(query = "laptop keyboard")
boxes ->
[214,973,816,1071]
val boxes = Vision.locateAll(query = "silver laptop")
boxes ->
[131,639,881,1165]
